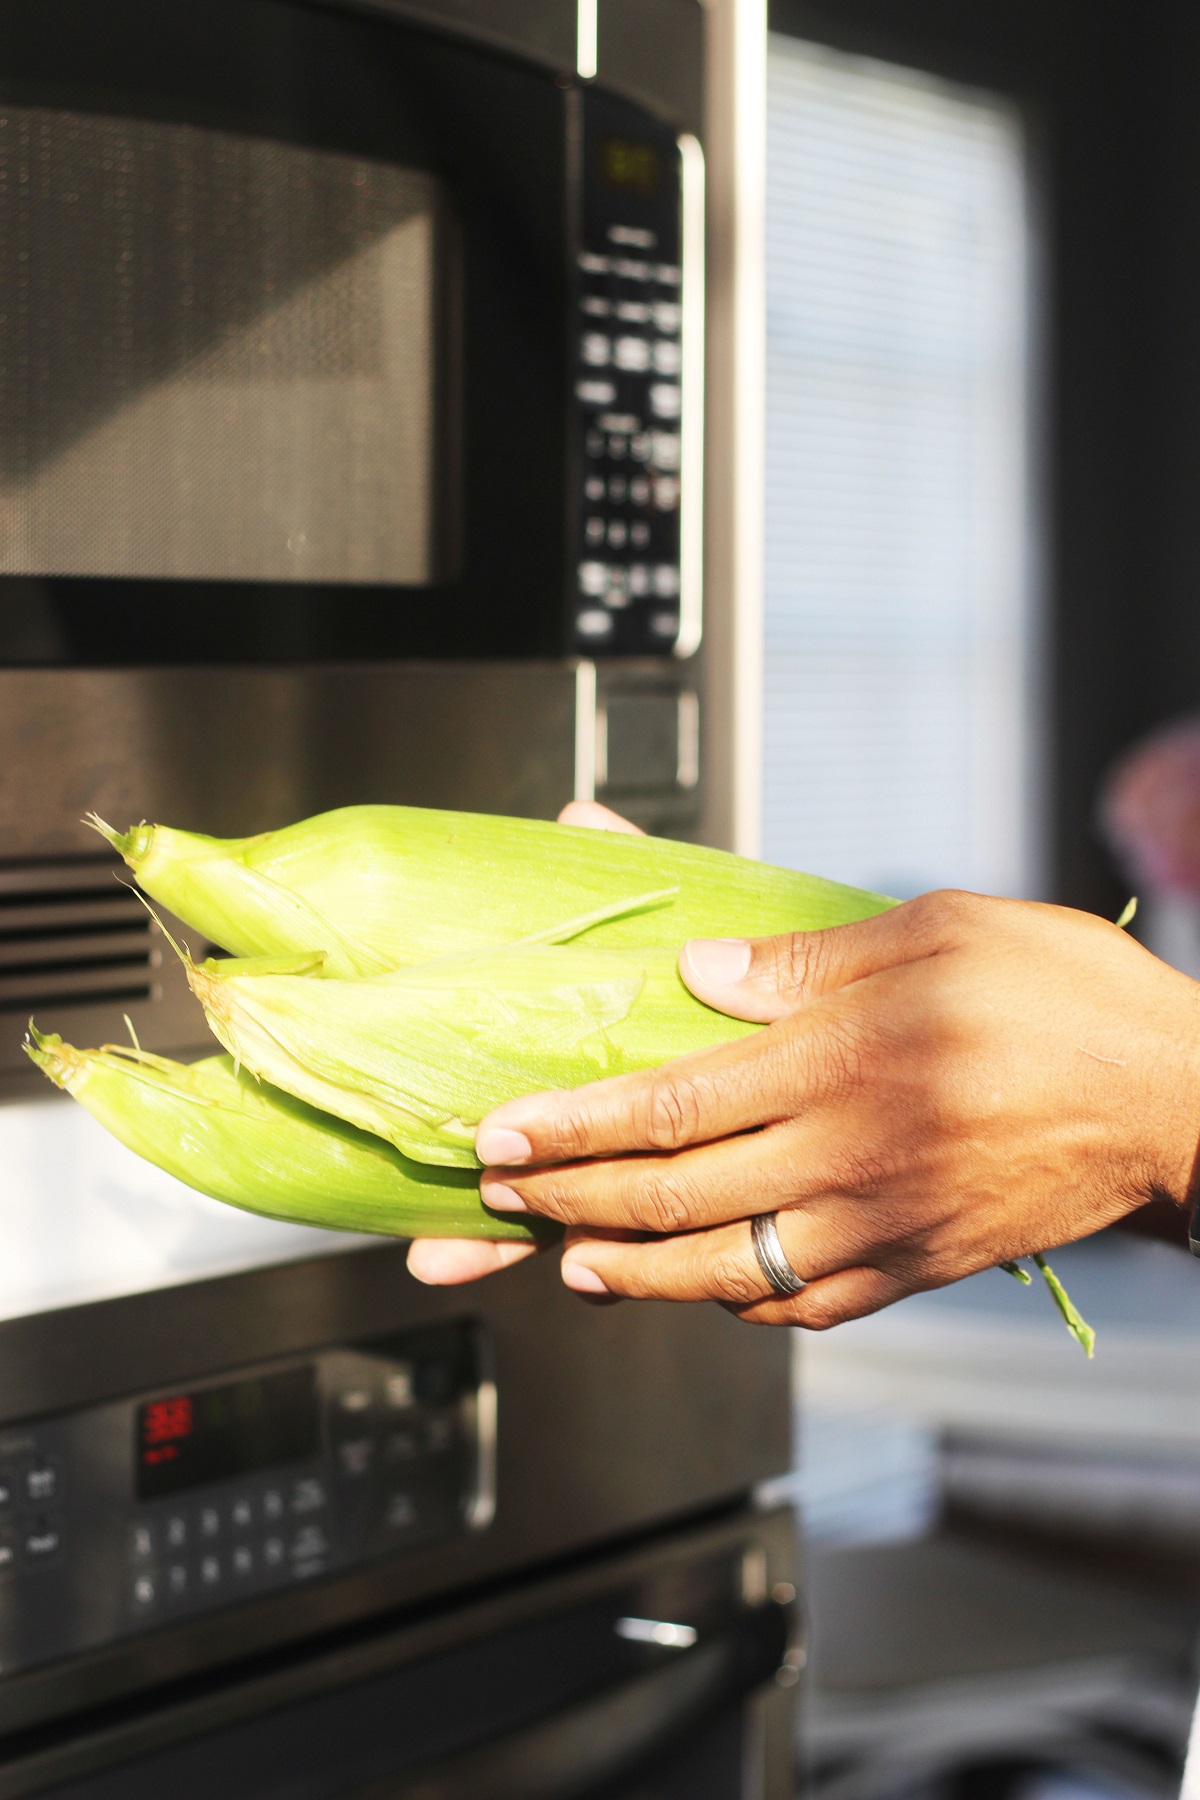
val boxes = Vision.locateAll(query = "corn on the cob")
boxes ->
[187,940,760,1167]
[24,1028,544,1241]
[91,806,894,975]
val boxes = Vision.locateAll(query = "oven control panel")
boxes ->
[0,1322,491,1680]
[572,89,701,657]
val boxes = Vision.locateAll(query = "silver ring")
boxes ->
[750,1211,807,1298]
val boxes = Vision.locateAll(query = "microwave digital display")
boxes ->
[136,1365,319,1499]
[600,138,661,194]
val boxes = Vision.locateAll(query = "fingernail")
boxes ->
[475,1126,533,1166]
[682,938,751,987]
[480,1181,528,1213]
[562,1262,610,1295]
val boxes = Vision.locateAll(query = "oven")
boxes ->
[0,2,796,1792]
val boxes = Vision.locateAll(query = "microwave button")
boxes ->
[608,435,628,460]
[291,1477,327,1515]
[616,300,650,324]
[650,384,681,420]
[131,1573,156,1609]
[651,610,680,639]
[654,477,681,512]
[653,565,681,598]
[653,340,682,376]
[630,433,653,463]
[24,1462,60,1505]
[199,1554,221,1587]
[129,1522,155,1562]
[628,565,651,597]
[586,429,605,458]
[581,294,611,317]
[631,522,652,548]
[607,522,628,549]
[24,1518,61,1561]
[656,263,682,286]
[165,1514,188,1550]
[577,609,614,639]
[584,518,606,547]
[263,1535,286,1569]
[608,477,628,502]
[232,1544,254,1578]
[653,301,682,333]
[630,476,650,506]
[576,379,616,406]
[584,476,605,502]
[198,1506,221,1540]
[614,336,650,372]
[651,432,681,470]
[166,1562,188,1601]
[613,257,653,281]
[581,333,611,367]
[608,224,657,249]
[579,561,609,596]
[578,251,610,273]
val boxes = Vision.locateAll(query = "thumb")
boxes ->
[678,902,926,1023]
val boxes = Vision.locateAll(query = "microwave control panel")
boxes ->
[0,1322,491,1680]
[573,89,698,657]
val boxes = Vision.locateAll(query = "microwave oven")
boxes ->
[0,0,703,666]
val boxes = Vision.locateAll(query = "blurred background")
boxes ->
[760,3,1200,1795]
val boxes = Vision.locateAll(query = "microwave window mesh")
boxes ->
[0,107,443,584]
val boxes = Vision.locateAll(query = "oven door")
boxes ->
[0,1509,800,1800]
[0,0,569,664]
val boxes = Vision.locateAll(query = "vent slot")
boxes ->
[0,856,157,1014]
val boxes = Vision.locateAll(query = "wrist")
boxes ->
[1143,968,1200,1211]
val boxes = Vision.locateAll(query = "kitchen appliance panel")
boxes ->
[0,1247,792,1738]
[0,1507,799,1800]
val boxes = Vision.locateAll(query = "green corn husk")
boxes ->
[90,806,895,976]
[24,1028,545,1242]
[187,940,761,1167]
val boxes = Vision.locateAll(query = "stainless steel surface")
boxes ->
[0,662,580,1094]
[599,0,706,136]
[322,0,576,70]
[678,129,707,659]
[320,0,707,137]
[0,1243,793,1740]
[0,1507,797,1799]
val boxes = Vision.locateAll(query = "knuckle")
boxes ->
[527,1177,589,1225]
[638,1161,704,1234]
[635,1071,704,1152]
[707,1250,761,1306]
[775,931,825,998]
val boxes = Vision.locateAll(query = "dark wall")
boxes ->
[768,0,1197,919]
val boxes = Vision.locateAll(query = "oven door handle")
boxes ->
[358,1602,788,1800]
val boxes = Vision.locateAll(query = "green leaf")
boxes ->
[1032,1252,1096,1358]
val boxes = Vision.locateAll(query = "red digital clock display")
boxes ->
[135,1367,318,1499]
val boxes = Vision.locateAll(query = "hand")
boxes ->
[470,892,1200,1325]
[406,800,643,1287]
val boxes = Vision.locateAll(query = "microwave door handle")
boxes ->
[675,130,706,661]
[373,1604,787,1800]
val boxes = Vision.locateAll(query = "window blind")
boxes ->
[763,36,1038,899]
